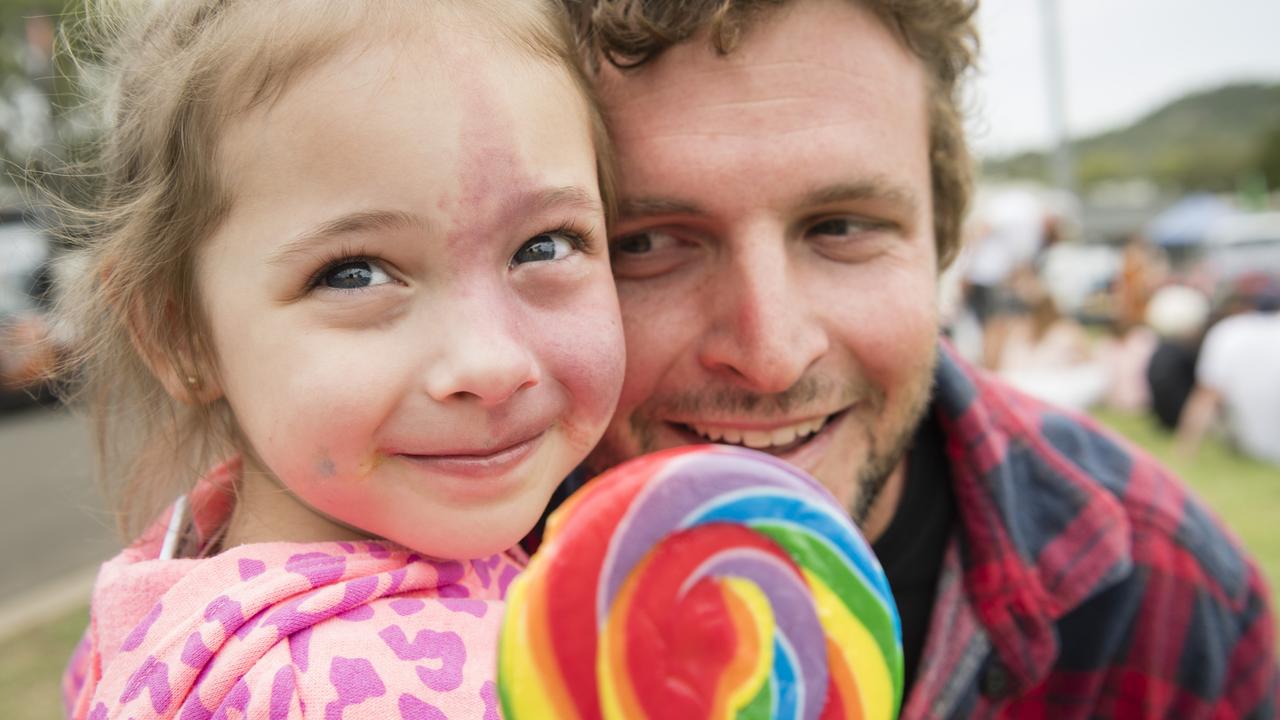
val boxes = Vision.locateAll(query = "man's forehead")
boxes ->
[596,1,926,146]
[595,0,920,100]
[606,69,913,142]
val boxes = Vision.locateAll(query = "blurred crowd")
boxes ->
[947,186,1280,466]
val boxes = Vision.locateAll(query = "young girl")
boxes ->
[58,0,623,717]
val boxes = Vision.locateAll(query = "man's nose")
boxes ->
[697,231,829,394]
[422,301,540,407]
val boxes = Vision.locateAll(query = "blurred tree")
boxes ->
[985,83,1280,195]
[1260,124,1280,193]
[0,0,93,195]
[1076,150,1133,188]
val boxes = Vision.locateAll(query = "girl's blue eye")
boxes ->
[512,232,578,266]
[319,259,393,290]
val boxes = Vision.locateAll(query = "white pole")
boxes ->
[1040,0,1075,193]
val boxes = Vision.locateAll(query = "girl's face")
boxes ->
[195,35,624,559]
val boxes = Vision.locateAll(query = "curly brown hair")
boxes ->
[561,0,979,268]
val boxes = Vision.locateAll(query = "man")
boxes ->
[1177,277,1280,465]
[559,0,1278,716]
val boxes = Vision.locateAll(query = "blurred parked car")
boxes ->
[0,208,60,412]
[1199,212,1280,296]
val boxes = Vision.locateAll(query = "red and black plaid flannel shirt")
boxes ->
[904,343,1278,718]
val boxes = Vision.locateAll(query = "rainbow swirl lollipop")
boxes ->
[499,445,903,720]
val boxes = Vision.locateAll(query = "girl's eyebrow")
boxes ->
[269,209,426,265]
[489,184,605,229]
[530,185,602,215]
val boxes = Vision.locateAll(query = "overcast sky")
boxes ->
[970,0,1280,158]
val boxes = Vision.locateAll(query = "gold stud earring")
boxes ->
[185,374,200,388]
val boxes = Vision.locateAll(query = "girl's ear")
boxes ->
[126,295,224,406]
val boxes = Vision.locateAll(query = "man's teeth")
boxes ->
[688,417,827,449]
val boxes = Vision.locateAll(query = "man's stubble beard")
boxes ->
[847,349,937,527]
[593,346,940,529]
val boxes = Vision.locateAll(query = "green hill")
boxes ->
[984,82,1280,192]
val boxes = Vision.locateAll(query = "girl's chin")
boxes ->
[382,497,545,559]
[398,528,528,561]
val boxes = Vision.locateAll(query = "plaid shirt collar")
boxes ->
[925,341,1134,697]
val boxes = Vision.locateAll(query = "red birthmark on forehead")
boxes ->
[443,72,544,253]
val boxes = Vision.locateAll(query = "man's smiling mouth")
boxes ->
[671,411,844,454]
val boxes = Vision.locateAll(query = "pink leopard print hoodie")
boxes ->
[63,461,525,719]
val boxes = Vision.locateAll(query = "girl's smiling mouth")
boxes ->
[392,429,548,479]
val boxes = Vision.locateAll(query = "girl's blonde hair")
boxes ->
[53,0,615,540]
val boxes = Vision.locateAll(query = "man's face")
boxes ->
[592,0,940,532]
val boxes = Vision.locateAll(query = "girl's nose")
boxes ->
[423,308,540,408]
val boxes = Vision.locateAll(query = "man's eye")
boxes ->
[608,230,690,280]
[806,216,896,263]
[808,215,896,238]
[318,259,393,290]
[613,232,655,255]
[810,218,863,237]
[511,232,579,266]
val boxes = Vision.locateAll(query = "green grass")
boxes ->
[0,604,87,720]
[1092,409,1280,608]
[1,413,1275,718]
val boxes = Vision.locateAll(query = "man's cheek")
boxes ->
[618,283,678,342]
[619,295,693,384]
[852,277,937,356]
[614,347,669,419]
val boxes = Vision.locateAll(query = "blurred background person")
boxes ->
[960,186,1050,368]
[989,265,1109,410]
[1143,284,1212,431]
[1177,274,1280,465]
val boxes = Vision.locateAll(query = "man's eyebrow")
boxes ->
[617,196,702,219]
[615,181,918,222]
[269,209,425,265]
[799,180,920,215]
